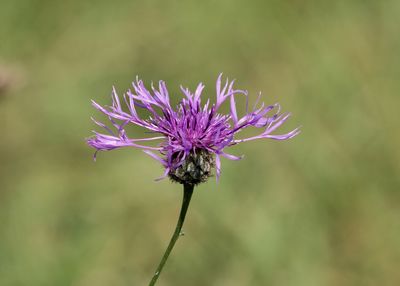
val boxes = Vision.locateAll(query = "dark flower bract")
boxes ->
[87,74,299,184]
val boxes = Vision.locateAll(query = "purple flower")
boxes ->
[87,74,299,184]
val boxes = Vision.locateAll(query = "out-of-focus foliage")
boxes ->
[1,1,399,285]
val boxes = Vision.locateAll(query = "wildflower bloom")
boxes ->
[87,74,299,185]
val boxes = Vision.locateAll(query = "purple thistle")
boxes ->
[87,74,300,184]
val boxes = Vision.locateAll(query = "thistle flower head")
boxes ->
[87,74,300,185]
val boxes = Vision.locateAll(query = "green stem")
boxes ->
[148,183,194,286]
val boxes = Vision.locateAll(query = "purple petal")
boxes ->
[215,154,221,181]
[143,150,167,166]
[220,152,243,160]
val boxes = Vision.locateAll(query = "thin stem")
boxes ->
[148,183,194,286]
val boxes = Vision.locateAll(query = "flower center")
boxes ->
[169,149,215,185]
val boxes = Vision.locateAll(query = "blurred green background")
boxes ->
[1,0,400,285]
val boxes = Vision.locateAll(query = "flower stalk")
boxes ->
[148,183,194,286]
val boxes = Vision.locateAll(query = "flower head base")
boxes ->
[169,149,215,185]
[87,74,300,184]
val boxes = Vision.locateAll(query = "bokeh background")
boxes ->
[1,1,400,285]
